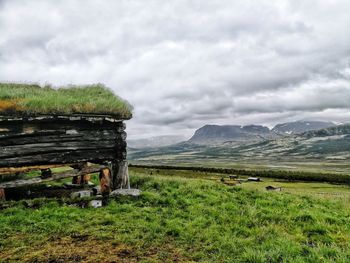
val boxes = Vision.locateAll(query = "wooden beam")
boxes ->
[0,165,106,189]
[0,164,74,175]
[112,161,130,189]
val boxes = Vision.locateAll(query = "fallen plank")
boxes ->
[0,165,106,189]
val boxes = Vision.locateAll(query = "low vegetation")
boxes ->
[1,167,350,262]
[0,83,132,118]
[130,164,350,184]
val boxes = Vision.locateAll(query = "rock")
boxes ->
[266,185,282,191]
[110,188,141,197]
[71,190,92,198]
[89,200,103,208]
[247,177,262,182]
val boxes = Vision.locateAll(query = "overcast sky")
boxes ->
[1,0,350,139]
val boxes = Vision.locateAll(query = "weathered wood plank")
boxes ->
[0,131,126,146]
[0,149,125,167]
[0,164,74,175]
[0,141,121,158]
[112,160,130,189]
[0,119,125,136]
[0,165,106,189]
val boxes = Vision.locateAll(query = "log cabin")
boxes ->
[0,83,133,200]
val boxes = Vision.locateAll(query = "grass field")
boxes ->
[1,167,350,262]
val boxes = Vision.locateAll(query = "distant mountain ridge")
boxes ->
[188,121,336,145]
[272,121,335,135]
[128,123,350,162]
[189,124,274,144]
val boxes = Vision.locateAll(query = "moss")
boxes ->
[0,83,133,119]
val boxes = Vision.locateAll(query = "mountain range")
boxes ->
[188,121,336,145]
[128,121,350,161]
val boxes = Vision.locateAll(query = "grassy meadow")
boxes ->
[1,167,350,262]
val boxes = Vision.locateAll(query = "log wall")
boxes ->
[0,115,127,168]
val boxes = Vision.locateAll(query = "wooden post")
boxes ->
[0,188,5,201]
[99,168,112,196]
[71,163,89,185]
[111,160,130,189]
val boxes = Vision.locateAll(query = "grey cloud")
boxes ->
[1,0,350,139]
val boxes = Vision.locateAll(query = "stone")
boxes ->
[71,190,92,198]
[110,188,141,197]
[266,185,282,191]
[89,200,103,208]
[247,177,262,182]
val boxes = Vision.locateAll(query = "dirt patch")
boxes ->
[0,235,190,262]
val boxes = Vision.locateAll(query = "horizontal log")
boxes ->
[0,140,125,158]
[0,149,126,167]
[0,114,127,123]
[0,131,126,147]
[0,164,75,175]
[0,118,125,132]
[0,165,106,189]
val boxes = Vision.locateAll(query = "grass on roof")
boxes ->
[0,83,133,119]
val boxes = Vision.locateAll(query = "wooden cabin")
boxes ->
[0,83,133,199]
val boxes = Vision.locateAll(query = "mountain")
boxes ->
[128,124,350,162]
[302,124,350,137]
[188,124,275,145]
[272,121,335,135]
[127,135,187,149]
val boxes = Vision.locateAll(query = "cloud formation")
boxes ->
[1,0,350,139]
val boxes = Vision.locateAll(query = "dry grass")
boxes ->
[1,234,188,263]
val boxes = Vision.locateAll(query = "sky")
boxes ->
[1,0,350,140]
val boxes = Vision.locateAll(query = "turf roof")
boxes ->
[0,83,133,119]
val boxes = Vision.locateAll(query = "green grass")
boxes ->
[2,168,350,262]
[0,83,132,118]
